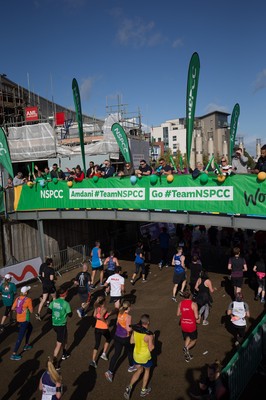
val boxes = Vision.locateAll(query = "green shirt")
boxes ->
[49,297,71,326]
[0,282,17,306]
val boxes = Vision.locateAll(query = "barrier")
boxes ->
[52,244,85,275]
[222,313,266,399]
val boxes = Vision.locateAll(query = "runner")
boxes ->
[194,270,216,326]
[105,300,136,383]
[89,296,111,368]
[39,357,63,399]
[177,290,199,362]
[172,246,186,302]
[0,274,17,333]
[90,241,104,289]
[36,258,56,321]
[227,247,247,295]
[10,286,33,360]
[74,262,91,318]
[124,314,154,399]
[104,250,120,295]
[48,287,72,370]
[227,292,250,347]
[104,265,125,309]
[130,242,146,284]
[253,251,266,303]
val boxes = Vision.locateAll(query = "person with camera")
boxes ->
[231,147,248,173]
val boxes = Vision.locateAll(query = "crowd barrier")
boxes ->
[222,313,266,399]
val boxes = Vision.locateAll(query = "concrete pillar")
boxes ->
[195,133,203,165]
[208,137,214,168]
[222,140,228,159]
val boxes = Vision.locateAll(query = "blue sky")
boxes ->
[1,0,266,156]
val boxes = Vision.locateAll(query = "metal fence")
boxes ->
[52,244,86,276]
[222,313,266,399]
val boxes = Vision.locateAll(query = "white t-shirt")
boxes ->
[106,273,124,297]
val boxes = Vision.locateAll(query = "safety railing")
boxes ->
[52,244,86,276]
[222,313,266,399]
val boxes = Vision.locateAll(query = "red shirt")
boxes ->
[180,299,197,332]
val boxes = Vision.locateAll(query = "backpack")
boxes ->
[16,297,27,314]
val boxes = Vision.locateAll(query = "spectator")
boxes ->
[215,158,233,176]
[74,165,85,182]
[43,167,52,181]
[251,144,266,173]
[13,172,26,187]
[190,360,228,399]
[101,160,115,178]
[227,292,250,346]
[118,162,135,176]
[135,160,152,177]
[231,148,248,173]
[156,158,173,175]
[192,162,208,179]
[5,177,13,189]
[86,161,95,178]
[177,290,199,362]
[50,164,65,180]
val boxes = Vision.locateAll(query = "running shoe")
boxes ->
[100,282,105,287]
[10,354,22,361]
[0,325,4,333]
[158,262,162,270]
[202,320,209,326]
[77,309,82,318]
[261,298,265,303]
[124,386,132,400]
[142,279,147,283]
[100,352,108,361]
[23,345,33,351]
[179,291,184,297]
[130,279,134,285]
[185,353,193,362]
[128,365,138,372]
[61,352,70,360]
[254,294,259,301]
[89,360,97,368]
[140,387,152,397]
[35,313,42,321]
[172,297,177,302]
[105,370,113,382]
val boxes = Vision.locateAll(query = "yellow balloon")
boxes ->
[167,174,174,183]
[217,174,226,183]
[27,181,33,188]
[257,171,266,181]
[67,180,73,187]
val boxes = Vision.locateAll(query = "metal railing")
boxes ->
[52,244,85,276]
[222,313,266,399]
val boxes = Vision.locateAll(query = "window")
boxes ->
[173,136,177,141]
[158,138,161,142]
[173,144,177,149]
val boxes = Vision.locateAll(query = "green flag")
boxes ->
[72,78,86,173]
[229,103,240,160]
[186,52,200,168]
[170,156,177,172]
[0,127,14,178]
[111,123,132,163]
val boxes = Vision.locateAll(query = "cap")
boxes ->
[21,286,31,294]
[5,273,11,279]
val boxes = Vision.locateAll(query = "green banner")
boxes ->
[0,189,4,213]
[14,174,266,218]
[186,52,200,168]
[0,127,14,178]
[229,103,240,160]
[111,123,132,163]
[72,78,86,173]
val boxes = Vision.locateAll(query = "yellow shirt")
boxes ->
[133,331,151,364]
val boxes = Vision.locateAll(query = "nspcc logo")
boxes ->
[40,190,63,199]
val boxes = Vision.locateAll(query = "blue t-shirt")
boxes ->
[135,247,144,264]
[91,247,101,268]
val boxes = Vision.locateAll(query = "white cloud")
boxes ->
[172,38,183,48]
[253,69,266,92]
[117,18,165,47]
[80,78,94,102]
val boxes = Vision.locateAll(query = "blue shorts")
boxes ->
[134,358,153,368]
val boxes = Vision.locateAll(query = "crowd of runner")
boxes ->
[0,224,265,399]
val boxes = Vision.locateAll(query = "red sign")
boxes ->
[25,106,38,121]
[56,112,65,126]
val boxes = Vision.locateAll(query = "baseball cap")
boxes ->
[21,286,31,294]
[5,273,11,279]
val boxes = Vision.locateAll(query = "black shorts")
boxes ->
[105,270,115,278]
[182,329,198,341]
[231,277,243,288]
[173,272,186,284]
[53,325,67,343]
[4,305,12,316]
[110,296,122,304]
[92,266,103,272]
[42,284,56,295]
